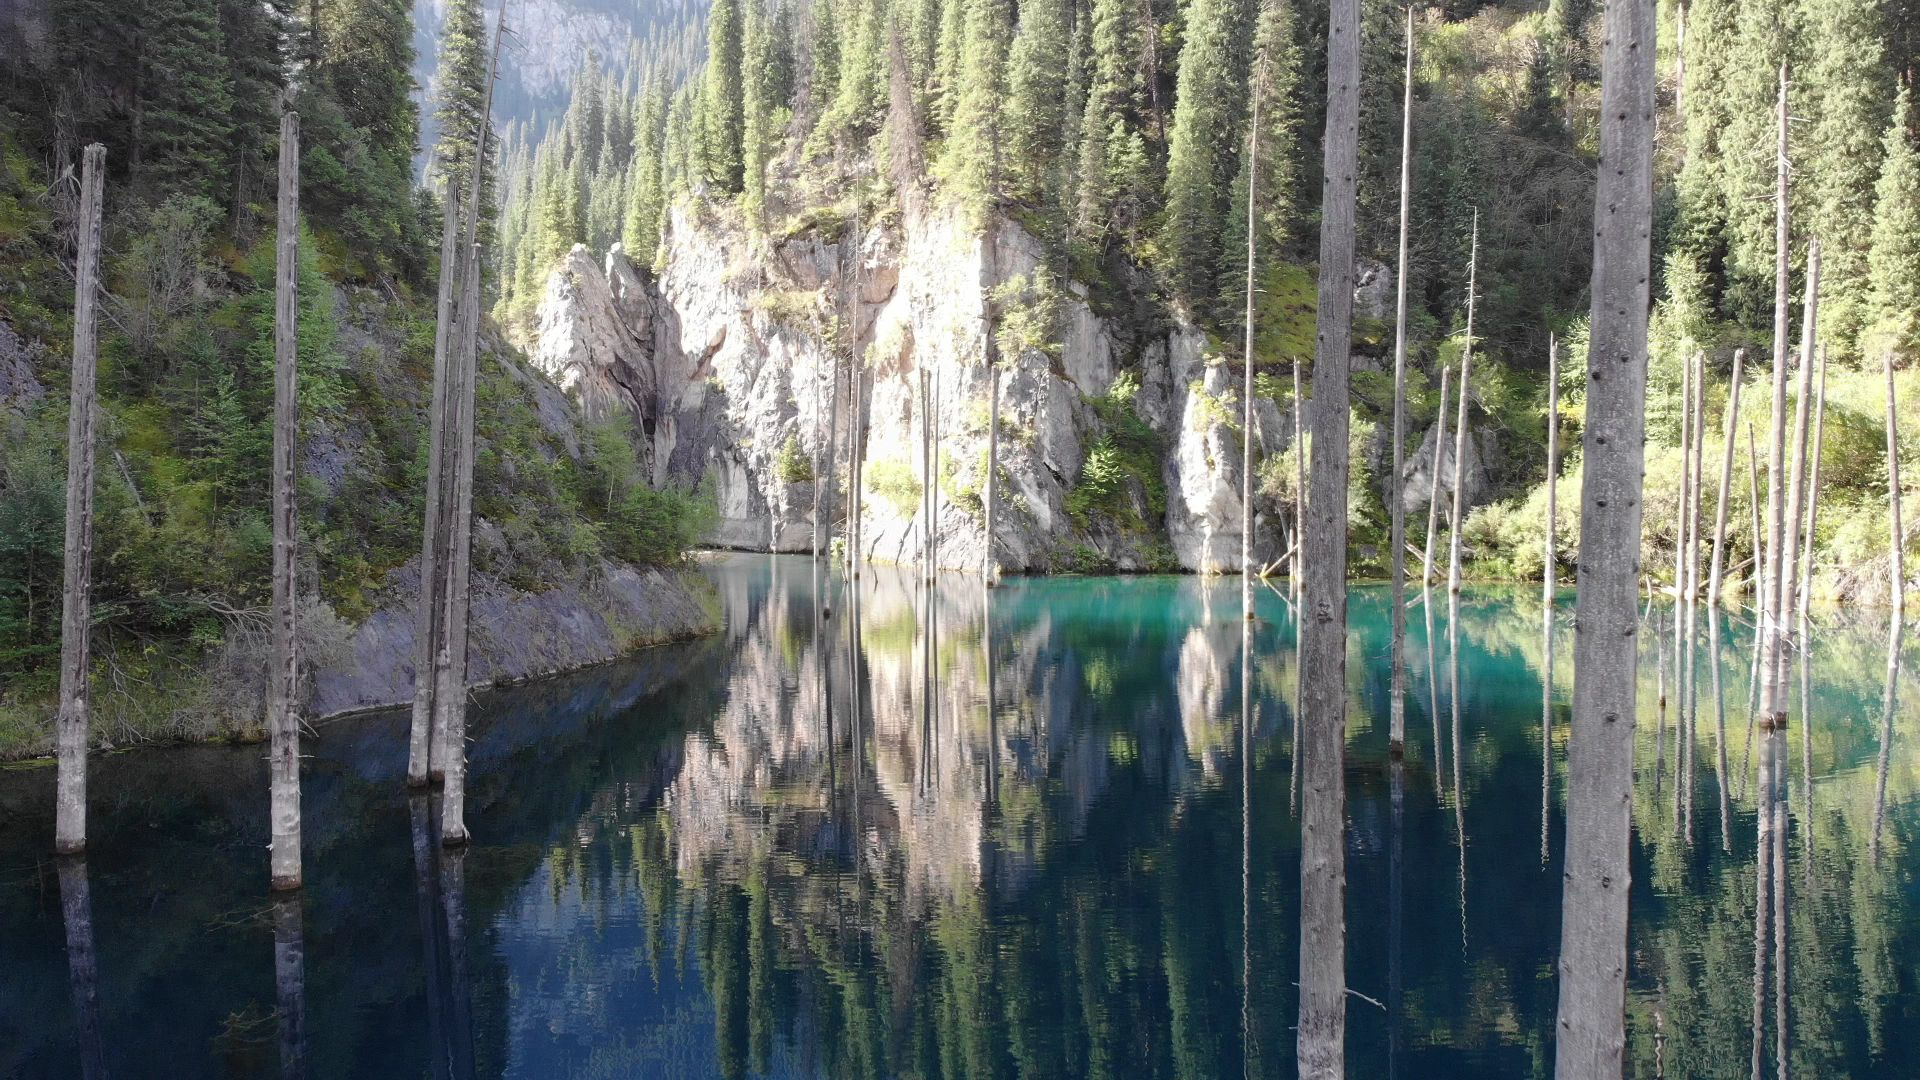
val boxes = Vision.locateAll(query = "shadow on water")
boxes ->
[2,555,1919,1078]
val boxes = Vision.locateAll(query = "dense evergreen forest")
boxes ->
[0,0,712,750]
[3,0,1920,748]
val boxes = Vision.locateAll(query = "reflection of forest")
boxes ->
[3,562,1920,1078]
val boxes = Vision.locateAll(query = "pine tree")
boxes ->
[933,0,965,132]
[1715,1,1791,328]
[432,0,496,236]
[1803,0,1892,360]
[1003,0,1070,207]
[937,0,1014,220]
[1217,0,1302,330]
[1159,0,1253,308]
[219,0,288,227]
[743,0,782,214]
[1865,85,1920,360]
[140,0,237,204]
[818,0,888,146]
[704,0,747,191]
[571,54,608,179]
[1074,0,1148,247]
[625,74,670,254]
[808,0,844,121]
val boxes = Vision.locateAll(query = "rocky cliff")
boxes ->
[529,199,1487,574]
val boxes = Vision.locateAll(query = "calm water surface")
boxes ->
[3,555,1918,1078]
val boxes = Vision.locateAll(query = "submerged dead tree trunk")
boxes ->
[1775,238,1821,716]
[1243,52,1264,620]
[1388,4,1414,748]
[1888,351,1906,625]
[1293,360,1306,604]
[1708,350,1746,607]
[1553,0,1656,1073]
[437,1,508,845]
[268,112,304,892]
[1448,210,1478,599]
[1799,347,1828,620]
[1425,365,1451,590]
[1544,336,1559,609]
[55,143,105,856]
[409,183,462,788]
[1759,68,1792,733]
[1297,0,1360,1074]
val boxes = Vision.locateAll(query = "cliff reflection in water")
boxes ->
[5,554,1920,1078]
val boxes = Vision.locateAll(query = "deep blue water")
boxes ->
[2,554,1918,1078]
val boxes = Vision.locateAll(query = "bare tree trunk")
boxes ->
[1293,359,1305,604]
[1425,366,1450,590]
[1683,349,1708,838]
[268,112,304,893]
[1871,619,1902,862]
[1297,0,1360,1073]
[1748,420,1764,603]
[1751,727,1776,1080]
[1553,0,1656,1073]
[410,183,462,788]
[55,143,105,856]
[983,215,1000,587]
[1545,337,1560,610]
[1759,68,1792,733]
[1243,66,1263,621]
[1888,351,1906,626]
[438,2,508,845]
[1448,211,1477,599]
[812,344,825,562]
[1708,350,1746,607]
[1775,238,1820,724]
[1675,348,1694,604]
[1389,5,1414,749]
[1798,347,1828,620]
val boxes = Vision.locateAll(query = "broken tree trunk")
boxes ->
[438,0,508,846]
[1759,67,1792,733]
[1553,0,1657,1073]
[1889,351,1906,626]
[1448,210,1477,599]
[55,143,105,856]
[1389,4,1414,749]
[268,111,303,892]
[1297,0,1360,1073]
[409,182,462,788]
[1425,365,1451,591]
[1775,238,1821,719]
[1708,349,1746,608]
[1799,346,1828,620]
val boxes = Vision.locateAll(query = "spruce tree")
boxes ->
[1865,85,1920,360]
[809,0,844,122]
[1715,0,1790,328]
[1803,0,1892,360]
[933,0,965,132]
[625,74,670,254]
[743,0,782,214]
[1159,0,1253,309]
[704,0,747,192]
[572,53,608,179]
[140,0,237,205]
[1004,0,1070,208]
[818,0,888,146]
[1074,0,1148,247]
[938,0,1014,220]
[1217,0,1302,329]
[1662,0,1737,342]
[432,0,496,236]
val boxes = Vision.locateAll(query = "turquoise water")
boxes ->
[1,554,1917,1077]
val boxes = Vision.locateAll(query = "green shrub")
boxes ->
[776,433,815,484]
[865,458,923,514]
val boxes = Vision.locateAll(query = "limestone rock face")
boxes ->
[529,203,1333,572]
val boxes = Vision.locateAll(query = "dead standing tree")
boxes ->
[1297,0,1360,1074]
[1708,350,1746,608]
[1759,69,1792,734]
[408,182,463,788]
[268,111,303,892]
[55,143,105,856]
[1553,0,1657,1074]
[1388,4,1415,749]
[437,0,509,845]
[1447,209,1478,601]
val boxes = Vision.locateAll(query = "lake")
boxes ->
[2,553,1916,1078]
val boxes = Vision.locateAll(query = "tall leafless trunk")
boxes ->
[1748,420,1764,602]
[1243,62,1263,621]
[1872,618,1903,862]
[983,218,1000,586]
[55,143,105,856]
[1798,347,1828,620]
[1751,726,1777,1080]
[1297,0,1359,1073]
[1545,336,1560,609]
[1388,5,1414,749]
[437,1,508,845]
[268,112,304,892]
[1774,239,1820,725]
[1759,69,1792,733]
[1292,359,1305,604]
[1425,366,1450,590]
[1553,0,1656,1073]
[1711,608,1732,852]
[1675,348,1694,604]
[1448,211,1477,599]
[1708,350,1746,607]
[409,182,462,788]
[1888,351,1906,625]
